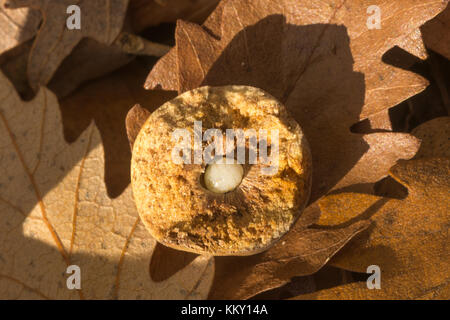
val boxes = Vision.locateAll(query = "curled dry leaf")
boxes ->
[300,157,450,299]
[5,0,130,92]
[0,0,40,54]
[126,104,151,150]
[145,0,445,201]
[0,71,213,299]
[421,3,450,60]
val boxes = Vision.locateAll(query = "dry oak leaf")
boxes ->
[146,0,443,99]
[141,0,445,298]
[208,211,370,299]
[5,0,130,92]
[60,59,175,198]
[46,37,134,99]
[421,3,450,60]
[0,71,213,299]
[144,0,227,91]
[144,0,442,202]
[0,0,40,54]
[293,274,449,300]
[300,158,450,299]
[145,5,429,91]
[126,105,370,300]
[411,116,450,159]
[129,0,220,33]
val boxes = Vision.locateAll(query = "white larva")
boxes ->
[204,158,244,193]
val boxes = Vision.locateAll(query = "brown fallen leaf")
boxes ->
[133,0,450,299]
[0,71,213,299]
[0,39,34,100]
[146,0,444,101]
[47,38,135,99]
[125,104,151,150]
[421,3,450,60]
[144,0,227,91]
[0,1,41,99]
[252,265,363,299]
[396,28,428,61]
[145,0,445,202]
[60,60,175,197]
[1,1,192,98]
[303,157,450,299]
[0,0,40,54]
[412,116,450,159]
[209,218,370,299]
[292,277,450,300]
[373,116,450,199]
[129,0,220,33]
[5,0,130,92]
[126,105,370,300]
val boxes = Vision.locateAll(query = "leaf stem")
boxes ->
[114,32,171,57]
